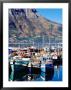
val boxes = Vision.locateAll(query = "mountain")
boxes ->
[9,9,62,47]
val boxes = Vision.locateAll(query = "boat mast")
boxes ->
[42,35,45,48]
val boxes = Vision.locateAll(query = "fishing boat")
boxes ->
[9,46,55,81]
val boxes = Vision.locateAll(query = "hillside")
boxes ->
[9,9,62,47]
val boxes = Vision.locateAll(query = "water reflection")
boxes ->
[9,63,62,81]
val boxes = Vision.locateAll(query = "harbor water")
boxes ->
[9,63,62,81]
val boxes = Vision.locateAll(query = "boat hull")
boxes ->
[45,64,54,81]
[52,58,62,66]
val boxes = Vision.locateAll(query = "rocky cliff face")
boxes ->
[9,9,62,44]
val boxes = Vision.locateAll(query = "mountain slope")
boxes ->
[9,9,62,44]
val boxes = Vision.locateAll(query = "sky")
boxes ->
[36,9,62,24]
